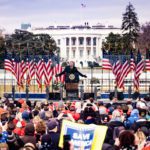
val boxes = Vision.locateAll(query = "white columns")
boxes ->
[76,36,79,59]
[97,37,102,58]
[83,36,87,59]
[91,37,94,57]
[61,37,66,59]
[69,37,73,59]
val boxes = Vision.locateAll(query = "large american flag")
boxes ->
[4,56,14,74]
[53,63,65,83]
[102,50,112,70]
[102,55,112,70]
[43,57,53,86]
[118,56,130,89]
[26,59,36,85]
[145,49,150,71]
[112,56,122,86]
[81,3,86,8]
[35,58,44,88]
[134,50,144,90]
[13,57,22,86]
[20,59,27,85]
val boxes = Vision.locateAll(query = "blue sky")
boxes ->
[0,0,150,33]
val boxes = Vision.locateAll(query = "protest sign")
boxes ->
[59,120,108,150]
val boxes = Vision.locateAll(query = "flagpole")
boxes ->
[41,46,45,94]
[108,44,111,92]
[130,70,133,93]
[33,45,36,93]
[4,59,6,93]
[101,63,103,92]
[130,50,134,95]
[4,45,7,93]
[12,44,14,88]
[12,44,15,101]
[145,49,148,93]
[145,59,147,93]
[101,48,104,93]
[18,43,21,93]
[26,43,29,101]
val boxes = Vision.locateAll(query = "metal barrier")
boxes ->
[0,78,150,98]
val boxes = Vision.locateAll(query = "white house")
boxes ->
[29,23,121,67]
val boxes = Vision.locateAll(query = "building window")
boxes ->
[72,37,76,45]
[79,37,84,45]
[87,50,90,56]
[80,49,83,57]
[73,50,75,58]
[66,38,69,46]
[93,37,96,46]
[58,39,61,45]
[86,37,91,45]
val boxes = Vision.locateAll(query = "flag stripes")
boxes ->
[118,58,130,89]
[4,50,148,91]
[102,58,112,70]
[4,55,64,87]
[102,50,145,90]
[53,64,65,83]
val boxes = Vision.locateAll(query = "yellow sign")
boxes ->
[59,120,108,150]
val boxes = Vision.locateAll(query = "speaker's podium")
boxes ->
[65,83,78,100]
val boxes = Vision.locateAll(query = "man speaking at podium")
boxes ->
[55,61,87,83]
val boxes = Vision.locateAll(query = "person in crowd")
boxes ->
[114,130,137,150]
[135,130,146,150]
[35,120,46,143]
[0,143,9,150]
[0,96,150,150]
[39,134,52,150]
[47,118,60,150]
[21,123,36,147]
[19,143,36,150]
[124,109,139,129]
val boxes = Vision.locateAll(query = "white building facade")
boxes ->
[30,24,121,67]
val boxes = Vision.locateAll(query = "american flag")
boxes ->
[4,52,64,87]
[145,49,150,71]
[35,58,44,88]
[130,50,135,71]
[4,52,14,74]
[53,63,65,83]
[20,59,27,85]
[112,56,122,87]
[118,56,130,89]
[43,57,53,86]
[26,59,36,85]
[13,56,22,86]
[102,52,112,70]
[134,50,144,90]
[81,3,86,8]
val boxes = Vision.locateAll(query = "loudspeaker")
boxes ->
[109,92,124,100]
[66,90,78,100]
[49,93,60,100]
[83,93,94,100]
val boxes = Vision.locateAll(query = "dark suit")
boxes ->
[57,66,86,83]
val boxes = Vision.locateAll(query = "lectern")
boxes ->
[65,73,79,100]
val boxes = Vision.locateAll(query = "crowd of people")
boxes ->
[0,96,149,150]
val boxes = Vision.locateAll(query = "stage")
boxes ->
[4,92,149,101]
